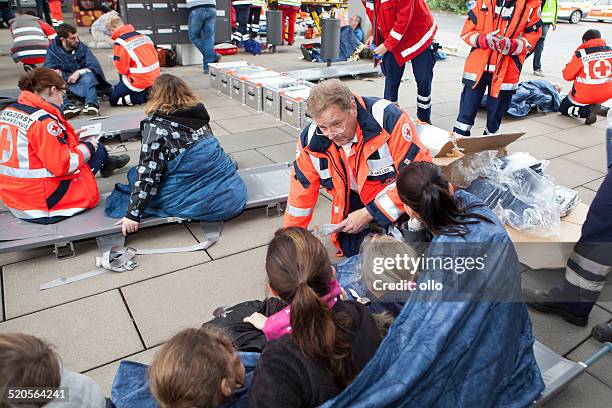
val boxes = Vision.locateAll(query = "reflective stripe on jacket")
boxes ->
[284,95,432,253]
[0,91,99,220]
[563,38,612,105]
[112,25,160,92]
[461,0,542,98]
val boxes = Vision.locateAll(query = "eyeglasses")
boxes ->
[56,88,67,97]
[314,120,347,138]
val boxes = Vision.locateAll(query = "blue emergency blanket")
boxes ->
[105,138,247,221]
[111,352,260,408]
[322,190,545,407]
[482,79,561,117]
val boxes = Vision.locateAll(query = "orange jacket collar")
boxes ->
[578,38,607,50]
[112,24,136,40]
[18,90,75,133]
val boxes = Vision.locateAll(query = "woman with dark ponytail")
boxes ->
[246,227,381,407]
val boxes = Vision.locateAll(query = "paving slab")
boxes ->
[85,346,161,397]
[3,224,211,319]
[230,149,273,169]
[499,118,561,139]
[544,373,612,408]
[574,187,597,206]
[0,247,52,268]
[507,136,579,160]
[257,142,298,163]
[215,126,296,153]
[206,105,256,121]
[97,172,127,195]
[596,280,612,314]
[532,113,584,130]
[210,121,231,136]
[197,94,241,109]
[563,144,608,173]
[122,247,269,347]
[546,125,607,149]
[278,124,301,138]
[189,195,333,260]
[215,113,283,133]
[583,176,606,192]
[431,101,464,117]
[0,290,143,372]
[544,158,605,189]
[567,338,612,389]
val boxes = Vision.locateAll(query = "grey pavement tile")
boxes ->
[215,127,295,153]
[85,346,161,397]
[546,125,607,149]
[257,142,298,163]
[215,112,283,133]
[544,373,612,408]
[596,282,612,315]
[197,94,241,109]
[499,118,561,139]
[544,158,605,189]
[0,290,144,372]
[189,196,333,260]
[507,136,580,160]
[584,177,605,192]
[206,105,256,121]
[431,101,462,117]
[122,247,269,347]
[231,149,273,169]
[3,224,211,319]
[96,172,127,195]
[210,121,230,136]
[278,124,301,139]
[0,247,52,268]
[574,187,596,206]
[592,116,609,130]
[567,338,612,389]
[532,113,583,130]
[563,144,608,173]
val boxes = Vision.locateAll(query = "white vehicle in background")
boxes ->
[558,0,591,23]
[586,0,612,22]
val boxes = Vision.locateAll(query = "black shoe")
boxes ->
[83,102,99,116]
[300,45,313,62]
[100,154,130,178]
[523,287,589,326]
[63,104,81,119]
[592,321,612,343]
[585,105,598,125]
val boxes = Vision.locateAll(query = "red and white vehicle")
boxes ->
[558,0,591,23]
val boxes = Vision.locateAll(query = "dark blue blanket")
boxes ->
[105,138,247,221]
[111,352,260,408]
[321,190,544,407]
[44,38,111,89]
[482,80,561,117]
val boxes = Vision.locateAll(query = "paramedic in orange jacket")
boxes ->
[0,68,128,224]
[107,16,160,106]
[453,0,542,136]
[560,29,612,125]
[284,79,432,257]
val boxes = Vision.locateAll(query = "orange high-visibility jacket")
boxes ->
[461,0,542,97]
[562,38,612,105]
[0,91,99,221]
[284,95,432,252]
[112,24,160,92]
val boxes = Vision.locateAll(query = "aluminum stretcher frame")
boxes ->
[0,162,292,256]
[285,63,381,82]
[0,88,21,110]
[533,340,612,405]
[70,111,147,142]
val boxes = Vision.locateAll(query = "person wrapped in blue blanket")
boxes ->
[106,75,246,235]
[481,79,561,118]
[324,161,544,408]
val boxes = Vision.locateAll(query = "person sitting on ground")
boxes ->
[560,29,612,125]
[300,15,365,63]
[107,74,246,236]
[348,14,364,43]
[148,326,253,408]
[9,10,56,73]
[0,68,128,224]
[107,15,160,106]
[44,23,112,118]
[0,333,108,407]
[245,227,382,407]
[88,4,118,49]
[0,0,15,28]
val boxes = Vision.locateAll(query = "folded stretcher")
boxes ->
[0,162,292,257]
[285,63,381,82]
[71,111,146,142]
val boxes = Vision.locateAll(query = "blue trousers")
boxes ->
[88,143,109,175]
[188,6,217,71]
[453,73,514,136]
[232,5,251,44]
[380,46,436,123]
[532,23,550,71]
[109,80,148,106]
[559,96,593,119]
[62,72,99,109]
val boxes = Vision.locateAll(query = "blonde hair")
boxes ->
[106,15,124,32]
[360,235,419,298]
[144,74,200,115]
[306,78,354,119]
[149,326,237,408]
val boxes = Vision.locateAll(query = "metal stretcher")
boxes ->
[0,162,292,257]
[533,340,612,405]
[286,63,381,82]
[0,88,21,110]
[71,111,146,142]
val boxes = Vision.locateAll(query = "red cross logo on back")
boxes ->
[0,125,14,164]
[593,59,612,79]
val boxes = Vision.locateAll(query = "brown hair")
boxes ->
[266,227,356,387]
[56,23,77,39]
[149,326,240,408]
[18,67,66,94]
[307,78,354,119]
[0,333,62,407]
[144,74,200,115]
